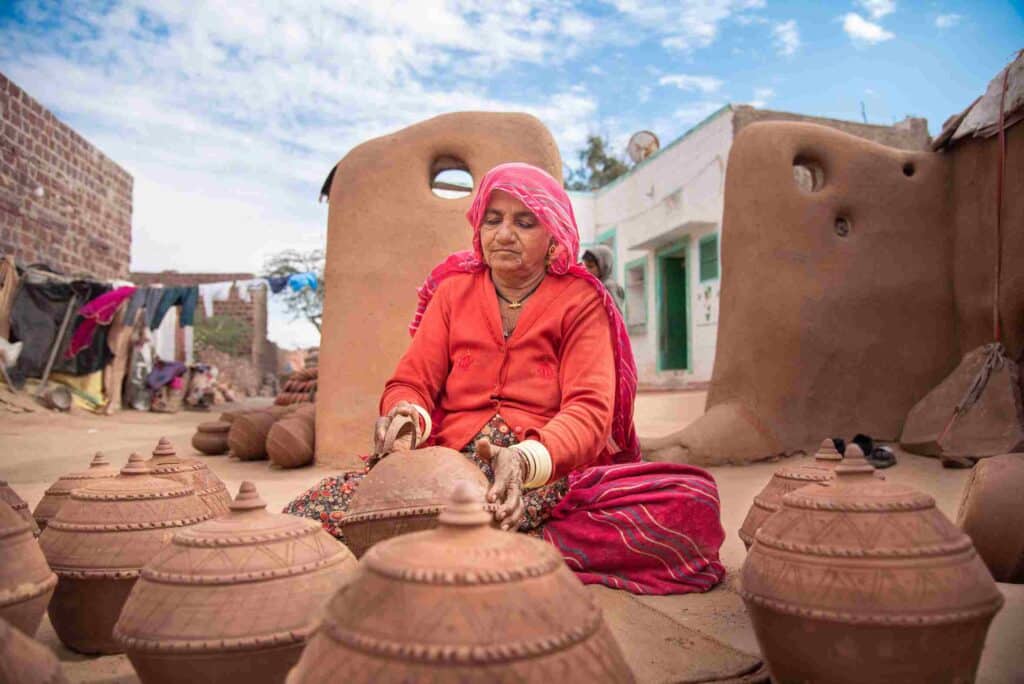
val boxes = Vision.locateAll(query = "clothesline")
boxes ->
[141,271,319,321]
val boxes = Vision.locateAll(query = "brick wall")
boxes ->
[0,72,132,280]
[733,105,931,151]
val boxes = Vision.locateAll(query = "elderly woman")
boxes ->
[285,163,725,595]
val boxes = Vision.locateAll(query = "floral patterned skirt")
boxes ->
[282,414,569,542]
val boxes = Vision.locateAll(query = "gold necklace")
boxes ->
[494,278,544,310]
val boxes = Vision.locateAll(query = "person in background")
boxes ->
[582,245,625,315]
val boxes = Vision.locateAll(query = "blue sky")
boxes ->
[1,1,1021,348]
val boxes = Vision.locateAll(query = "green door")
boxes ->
[658,248,688,370]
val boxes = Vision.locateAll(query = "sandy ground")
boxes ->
[1,390,1021,683]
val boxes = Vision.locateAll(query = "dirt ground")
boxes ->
[1,390,1021,683]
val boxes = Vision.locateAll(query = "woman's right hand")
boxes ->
[373,400,420,456]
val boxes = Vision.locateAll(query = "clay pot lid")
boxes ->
[0,498,32,537]
[773,439,843,481]
[145,437,204,474]
[69,452,197,501]
[196,421,230,434]
[42,453,118,496]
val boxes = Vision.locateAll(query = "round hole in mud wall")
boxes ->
[902,161,915,177]
[834,216,851,237]
[792,157,825,192]
[430,157,473,199]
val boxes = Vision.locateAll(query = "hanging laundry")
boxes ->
[123,287,148,325]
[198,281,233,317]
[267,275,290,294]
[287,272,318,293]
[235,278,265,303]
[0,255,19,340]
[66,286,136,358]
[142,287,165,330]
[149,286,199,330]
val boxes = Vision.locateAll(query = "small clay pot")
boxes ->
[740,446,1004,684]
[219,410,243,425]
[267,406,315,469]
[146,437,232,518]
[0,480,39,537]
[0,501,57,638]
[228,411,277,461]
[40,454,211,654]
[956,452,1024,583]
[0,617,68,684]
[738,439,842,549]
[115,482,356,684]
[33,453,117,531]
[191,421,230,456]
[288,483,635,683]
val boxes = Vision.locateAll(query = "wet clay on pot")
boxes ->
[740,446,1004,684]
[737,439,842,549]
[146,437,231,517]
[0,617,68,684]
[0,480,39,536]
[39,454,211,654]
[288,483,635,683]
[115,481,356,684]
[956,452,1024,582]
[191,421,230,456]
[0,501,57,637]
[267,405,316,469]
[33,453,117,532]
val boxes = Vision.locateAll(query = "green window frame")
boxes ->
[699,233,719,282]
[624,257,648,333]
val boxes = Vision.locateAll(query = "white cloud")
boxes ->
[673,101,727,126]
[610,0,767,53]
[658,74,724,93]
[935,13,962,29]
[750,87,775,108]
[842,13,895,45]
[772,19,801,56]
[858,0,895,19]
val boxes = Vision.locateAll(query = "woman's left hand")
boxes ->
[475,438,527,531]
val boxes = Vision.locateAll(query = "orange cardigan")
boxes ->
[380,271,615,480]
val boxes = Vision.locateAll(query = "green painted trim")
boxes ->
[595,227,618,280]
[624,257,648,329]
[698,233,720,282]
[654,238,692,372]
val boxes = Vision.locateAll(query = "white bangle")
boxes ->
[514,440,553,489]
[410,404,432,442]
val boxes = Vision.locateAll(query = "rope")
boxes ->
[992,58,1010,342]
[937,343,1007,444]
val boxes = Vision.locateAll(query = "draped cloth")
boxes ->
[66,286,136,358]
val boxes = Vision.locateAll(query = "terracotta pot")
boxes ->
[146,437,232,518]
[267,409,315,469]
[33,453,117,532]
[289,482,634,683]
[740,446,1004,684]
[737,439,842,549]
[228,411,277,461]
[341,444,495,558]
[956,452,1024,582]
[39,454,211,654]
[0,501,57,638]
[191,421,230,456]
[115,481,356,684]
[0,480,39,536]
[0,617,68,684]
[219,409,243,424]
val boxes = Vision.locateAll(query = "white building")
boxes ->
[571,104,929,388]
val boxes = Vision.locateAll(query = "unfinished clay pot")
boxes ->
[289,482,634,683]
[740,446,1003,684]
[0,480,39,536]
[0,617,68,684]
[191,421,230,456]
[737,439,842,549]
[33,453,117,531]
[146,437,232,517]
[956,452,1024,583]
[115,481,356,684]
[267,405,315,469]
[219,409,243,424]
[0,501,57,637]
[228,411,277,461]
[39,454,211,654]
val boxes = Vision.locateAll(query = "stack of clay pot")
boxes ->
[341,417,492,557]
[956,452,1024,582]
[0,480,39,536]
[0,501,56,637]
[274,367,317,406]
[740,445,1004,683]
[737,438,842,549]
[146,437,232,517]
[228,405,296,461]
[39,453,211,654]
[0,617,68,684]
[33,453,117,532]
[288,482,635,683]
[267,404,316,468]
[191,421,231,455]
[115,481,356,684]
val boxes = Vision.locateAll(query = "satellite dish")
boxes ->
[627,130,660,164]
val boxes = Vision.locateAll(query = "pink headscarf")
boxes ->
[410,162,640,464]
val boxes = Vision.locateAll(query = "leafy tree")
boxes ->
[565,135,631,191]
[194,315,252,356]
[262,248,325,332]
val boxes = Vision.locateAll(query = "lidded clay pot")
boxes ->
[115,481,357,684]
[956,452,1024,583]
[0,480,39,536]
[267,405,315,469]
[33,453,117,532]
[0,501,57,637]
[146,437,232,517]
[191,421,230,456]
[740,446,1004,684]
[228,411,277,460]
[0,617,68,684]
[288,483,635,684]
[738,438,842,549]
[39,453,211,654]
